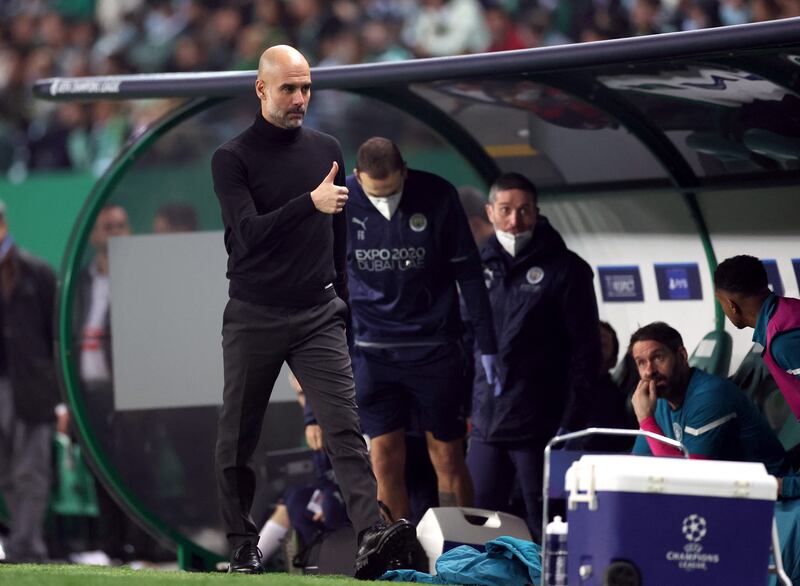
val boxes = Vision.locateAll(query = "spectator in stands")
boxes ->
[577,0,631,39]
[167,35,207,73]
[232,26,271,70]
[0,201,64,563]
[0,0,791,175]
[285,0,327,63]
[87,101,130,177]
[251,0,291,51]
[714,255,800,420]
[780,0,800,17]
[631,0,663,35]
[78,205,131,403]
[629,321,792,477]
[27,103,84,171]
[684,0,723,29]
[484,3,529,52]
[152,203,198,233]
[205,5,244,70]
[720,0,752,25]
[466,172,602,539]
[403,0,490,57]
[752,0,783,20]
[361,18,412,62]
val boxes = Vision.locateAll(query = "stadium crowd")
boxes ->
[2,0,800,179]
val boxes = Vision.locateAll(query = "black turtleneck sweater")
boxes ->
[211,113,348,307]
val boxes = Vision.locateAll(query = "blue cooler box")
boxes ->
[564,455,777,585]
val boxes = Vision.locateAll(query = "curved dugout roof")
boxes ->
[36,17,800,195]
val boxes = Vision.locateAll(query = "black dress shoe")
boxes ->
[354,519,416,580]
[227,541,264,574]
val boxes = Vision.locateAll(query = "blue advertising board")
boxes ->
[654,263,703,301]
[761,259,784,296]
[598,266,644,302]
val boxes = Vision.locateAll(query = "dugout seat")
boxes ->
[689,329,732,378]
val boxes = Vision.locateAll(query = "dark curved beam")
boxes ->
[354,87,501,186]
[535,72,724,328]
[535,72,700,190]
[33,17,800,101]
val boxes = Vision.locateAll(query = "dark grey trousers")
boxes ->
[0,377,52,562]
[215,296,379,549]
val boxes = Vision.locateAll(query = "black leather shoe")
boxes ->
[354,519,416,580]
[227,541,264,574]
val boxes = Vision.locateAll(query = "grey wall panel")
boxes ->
[109,232,296,411]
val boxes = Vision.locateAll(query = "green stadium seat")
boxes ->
[688,329,733,378]
[731,343,800,457]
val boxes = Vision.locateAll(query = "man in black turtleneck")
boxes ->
[210,45,415,579]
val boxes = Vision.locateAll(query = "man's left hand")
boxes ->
[305,424,324,451]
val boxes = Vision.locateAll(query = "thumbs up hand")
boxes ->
[311,161,349,214]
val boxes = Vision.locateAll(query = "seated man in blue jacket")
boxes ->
[466,172,602,539]
[629,321,792,479]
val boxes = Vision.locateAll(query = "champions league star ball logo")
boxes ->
[409,213,427,232]
[681,514,707,543]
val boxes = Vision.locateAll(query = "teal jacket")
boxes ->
[380,536,542,585]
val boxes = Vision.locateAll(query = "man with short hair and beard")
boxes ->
[211,46,414,578]
[629,321,789,476]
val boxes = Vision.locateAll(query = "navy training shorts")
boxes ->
[352,342,469,442]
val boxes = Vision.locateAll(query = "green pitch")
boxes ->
[0,565,379,586]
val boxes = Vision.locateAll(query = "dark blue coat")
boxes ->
[470,218,601,442]
[345,169,496,354]
[1,246,60,424]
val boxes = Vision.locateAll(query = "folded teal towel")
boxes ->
[380,535,542,585]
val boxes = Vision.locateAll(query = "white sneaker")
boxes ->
[68,550,112,566]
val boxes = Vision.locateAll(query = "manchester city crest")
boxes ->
[409,213,427,232]
[672,422,682,442]
[526,267,545,285]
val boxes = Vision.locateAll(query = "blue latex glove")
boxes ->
[480,354,503,397]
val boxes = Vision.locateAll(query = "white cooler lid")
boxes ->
[565,455,777,501]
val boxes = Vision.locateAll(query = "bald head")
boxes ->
[258,45,309,80]
[256,45,312,129]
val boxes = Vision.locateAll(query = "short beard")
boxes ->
[660,366,690,406]
[267,103,304,129]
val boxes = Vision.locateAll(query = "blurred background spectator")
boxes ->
[0,0,797,181]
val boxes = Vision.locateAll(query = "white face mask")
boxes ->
[365,190,402,220]
[495,229,532,257]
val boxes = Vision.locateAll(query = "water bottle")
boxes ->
[545,515,568,586]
